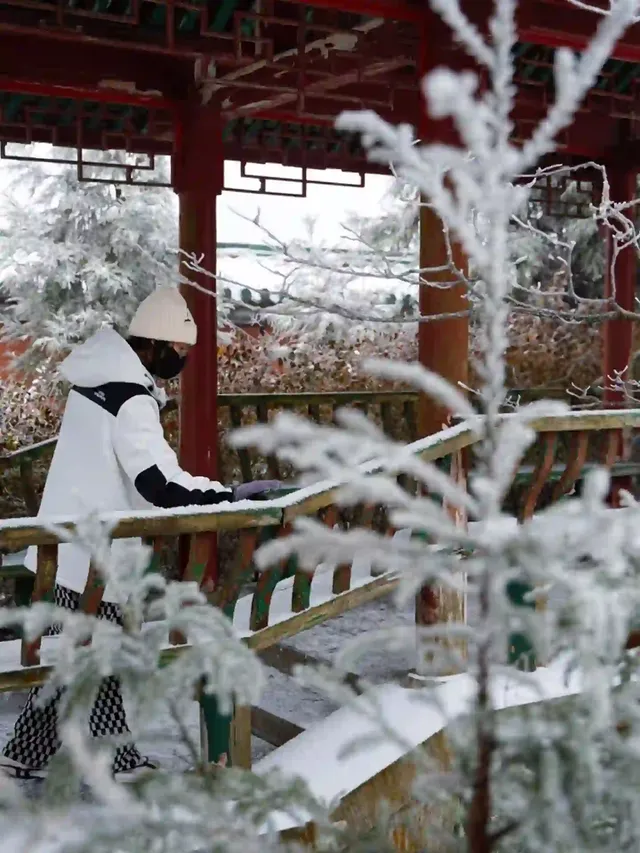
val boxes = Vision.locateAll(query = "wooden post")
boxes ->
[417,203,469,439]
[173,103,227,764]
[199,692,232,766]
[173,103,222,489]
[230,705,252,769]
[173,103,222,587]
[414,23,469,651]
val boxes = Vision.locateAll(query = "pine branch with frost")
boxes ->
[0,510,339,853]
[232,402,479,513]
[0,725,326,853]
[18,514,264,731]
[231,0,640,850]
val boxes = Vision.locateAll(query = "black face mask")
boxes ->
[148,341,188,380]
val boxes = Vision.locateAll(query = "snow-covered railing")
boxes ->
[503,407,640,518]
[1,386,575,514]
[1,407,639,650]
[0,408,639,767]
[0,416,475,647]
[0,417,478,766]
[0,390,419,515]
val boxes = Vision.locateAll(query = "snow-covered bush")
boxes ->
[0,314,605,520]
[0,359,62,453]
[0,308,608,452]
[0,512,332,853]
[0,149,177,366]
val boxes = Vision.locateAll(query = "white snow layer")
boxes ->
[256,656,581,831]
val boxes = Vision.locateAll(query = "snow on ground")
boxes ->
[253,593,415,761]
[255,654,582,832]
[0,594,415,783]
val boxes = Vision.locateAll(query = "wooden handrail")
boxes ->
[0,386,582,468]
[0,386,599,524]
[517,409,640,432]
[0,419,478,549]
[220,391,417,406]
[3,408,639,549]
[0,437,58,465]
[1,408,639,766]
[0,390,428,515]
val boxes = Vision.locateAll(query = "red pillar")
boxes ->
[416,16,470,440]
[418,205,469,438]
[173,103,223,581]
[603,164,636,407]
[415,19,469,653]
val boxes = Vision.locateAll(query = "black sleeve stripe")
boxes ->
[73,382,153,417]
[134,465,234,508]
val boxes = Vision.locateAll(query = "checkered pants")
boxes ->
[2,586,146,774]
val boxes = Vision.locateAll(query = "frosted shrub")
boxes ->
[0,150,177,366]
[232,0,640,850]
[0,512,330,852]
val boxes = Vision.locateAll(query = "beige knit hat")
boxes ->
[128,287,197,346]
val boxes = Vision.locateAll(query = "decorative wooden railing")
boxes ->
[0,418,471,768]
[1,408,639,769]
[0,387,586,517]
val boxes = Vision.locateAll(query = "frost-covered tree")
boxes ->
[345,181,420,257]
[233,0,640,851]
[344,171,606,309]
[0,513,331,853]
[0,148,177,365]
[512,181,605,303]
[3,0,640,851]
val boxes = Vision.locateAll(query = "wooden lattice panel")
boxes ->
[525,172,602,219]
[0,92,174,157]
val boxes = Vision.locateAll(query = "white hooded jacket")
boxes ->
[25,328,233,601]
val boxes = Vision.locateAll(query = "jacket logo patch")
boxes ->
[74,383,153,417]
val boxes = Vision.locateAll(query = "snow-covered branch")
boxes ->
[232,0,640,850]
[0,514,328,853]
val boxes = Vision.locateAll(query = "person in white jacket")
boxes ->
[0,287,278,780]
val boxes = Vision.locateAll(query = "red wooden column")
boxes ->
[416,16,470,440]
[415,20,469,657]
[172,103,223,581]
[603,164,636,406]
[417,205,469,437]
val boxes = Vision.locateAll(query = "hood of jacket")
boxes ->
[59,328,166,405]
